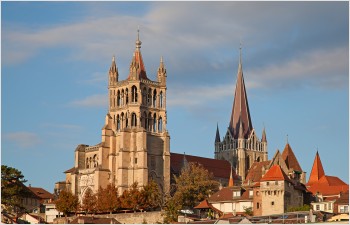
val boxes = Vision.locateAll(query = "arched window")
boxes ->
[132,86,138,103]
[148,112,152,131]
[117,90,121,107]
[117,115,120,130]
[125,88,129,105]
[143,87,147,105]
[160,91,163,108]
[89,157,92,168]
[86,158,89,169]
[158,117,163,132]
[153,113,157,132]
[153,89,157,107]
[121,112,124,129]
[121,89,124,106]
[148,89,152,106]
[143,112,147,129]
[131,113,137,127]
[93,155,97,168]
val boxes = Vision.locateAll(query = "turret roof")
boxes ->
[308,151,325,186]
[127,29,149,80]
[281,143,302,172]
[260,165,291,182]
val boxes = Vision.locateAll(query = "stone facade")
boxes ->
[215,49,268,181]
[59,31,170,199]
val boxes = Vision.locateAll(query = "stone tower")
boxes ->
[61,30,170,199]
[214,47,268,181]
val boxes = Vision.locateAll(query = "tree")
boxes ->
[119,182,142,211]
[163,197,181,224]
[96,184,120,214]
[243,206,253,216]
[1,165,33,213]
[140,179,162,211]
[173,162,220,209]
[55,190,79,222]
[81,188,97,215]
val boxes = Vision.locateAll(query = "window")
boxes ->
[249,190,253,197]
[274,190,277,196]
[266,182,269,186]
[134,158,138,164]
[328,203,332,210]
[271,201,274,206]
[153,114,157,132]
[256,191,260,196]
[158,117,163,132]
[275,181,278,185]
[153,89,157,107]
[257,202,260,209]
[160,91,163,108]
[233,191,240,197]
[316,205,320,210]
[131,86,138,102]
[131,113,137,127]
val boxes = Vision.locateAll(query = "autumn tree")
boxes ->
[55,190,79,222]
[96,184,120,214]
[119,182,142,211]
[174,162,219,208]
[1,165,33,213]
[140,179,162,211]
[81,188,97,215]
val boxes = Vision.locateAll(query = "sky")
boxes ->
[1,1,349,193]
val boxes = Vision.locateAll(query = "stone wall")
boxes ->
[106,211,164,224]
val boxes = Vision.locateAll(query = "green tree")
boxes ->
[173,162,220,209]
[55,190,79,222]
[243,206,253,216]
[287,204,311,212]
[163,196,182,224]
[81,188,97,215]
[140,179,162,211]
[1,165,33,213]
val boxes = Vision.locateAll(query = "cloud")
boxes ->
[4,132,41,148]
[40,123,82,130]
[68,94,108,107]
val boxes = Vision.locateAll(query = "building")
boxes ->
[214,47,268,181]
[27,185,55,213]
[58,30,170,199]
[43,203,63,223]
[307,151,349,213]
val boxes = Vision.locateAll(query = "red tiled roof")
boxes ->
[281,143,302,172]
[170,153,239,180]
[208,187,251,202]
[308,182,349,196]
[28,186,54,201]
[244,160,270,184]
[260,165,291,182]
[308,151,325,186]
[335,190,349,205]
[194,199,212,209]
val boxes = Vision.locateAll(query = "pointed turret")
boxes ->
[128,28,148,80]
[109,55,118,84]
[181,152,189,171]
[281,143,302,172]
[157,56,167,85]
[215,123,221,143]
[308,151,325,186]
[261,126,267,142]
[229,46,253,139]
[228,165,234,187]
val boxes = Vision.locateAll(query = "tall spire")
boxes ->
[261,126,267,142]
[215,123,221,143]
[308,151,325,185]
[109,55,118,84]
[128,28,148,80]
[229,45,253,139]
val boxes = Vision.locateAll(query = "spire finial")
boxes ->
[286,134,289,144]
[135,26,142,50]
[112,55,115,62]
[160,56,163,63]
[239,41,242,65]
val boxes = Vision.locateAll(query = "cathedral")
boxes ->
[214,48,268,181]
[57,31,171,199]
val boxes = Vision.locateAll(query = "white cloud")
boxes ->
[68,94,108,107]
[4,132,41,148]
[40,123,82,130]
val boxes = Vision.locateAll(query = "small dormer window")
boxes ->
[249,190,253,197]
[233,191,241,197]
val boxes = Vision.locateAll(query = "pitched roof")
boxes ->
[127,30,148,80]
[308,182,349,196]
[308,151,325,186]
[281,143,302,172]
[28,186,54,201]
[229,48,253,139]
[170,153,239,180]
[260,165,291,182]
[335,190,349,205]
[64,167,76,173]
[208,187,252,203]
[244,160,270,184]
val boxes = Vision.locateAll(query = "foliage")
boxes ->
[140,179,162,211]
[287,204,311,212]
[55,190,79,219]
[173,162,220,209]
[119,182,142,211]
[243,206,253,216]
[81,188,97,215]
[163,197,182,224]
[1,165,33,213]
[96,184,120,214]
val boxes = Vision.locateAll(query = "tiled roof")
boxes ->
[260,165,291,182]
[194,199,222,214]
[308,151,325,186]
[208,187,251,203]
[64,167,76,173]
[308,182,349,196]
[281,143,302,172]
[335,190,349,205]
[244,160,270,184]
[28,186,54,200]
[170,153,239,180]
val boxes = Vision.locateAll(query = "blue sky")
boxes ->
[1,2,349,192]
